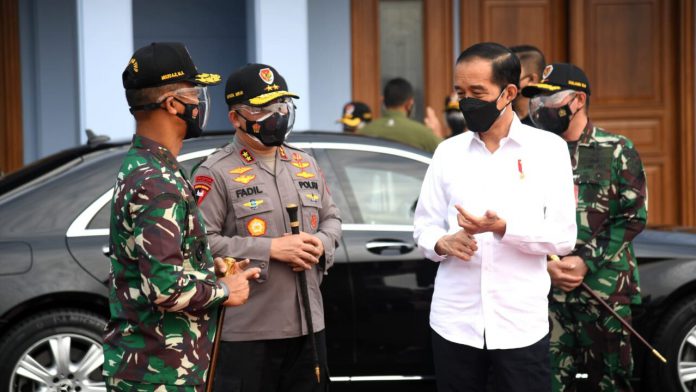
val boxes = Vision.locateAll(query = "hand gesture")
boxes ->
[219,267,261,306]
[214,257,251,277]
[434,229,478,261]
[455,205,506,236]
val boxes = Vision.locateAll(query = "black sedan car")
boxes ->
[0,131,694,392]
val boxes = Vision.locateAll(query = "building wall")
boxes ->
[19,0,82,163]
[132,0,248,132]
[308,0,351,132]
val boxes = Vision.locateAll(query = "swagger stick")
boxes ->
[286,203,322,383]
[549,255,667,363]
[206,257,236,392]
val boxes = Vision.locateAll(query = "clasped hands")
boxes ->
[434,205,506,261]
[270,231,324,272]
[547,255,588,292]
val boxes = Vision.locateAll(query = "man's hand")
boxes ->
[434,230,478,261]
[455,205,506,236]
[270,232,323,272]
[547,256,587,292]
[214,257,251,278]
[562,255,589,279]
[219,267,261,306]
[424,106,446,138]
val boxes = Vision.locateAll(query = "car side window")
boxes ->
[326,149,427,225]
[86,157,207,230]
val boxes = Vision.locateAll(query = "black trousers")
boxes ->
[212,330,329,392]
[432,329,551,392]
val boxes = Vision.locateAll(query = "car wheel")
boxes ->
[0,309,107,392]
[647,294,696,392]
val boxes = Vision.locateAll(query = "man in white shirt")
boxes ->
[414,42,577,392]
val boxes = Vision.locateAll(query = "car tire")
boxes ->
[0,309,107,392]
[646,294,696,392]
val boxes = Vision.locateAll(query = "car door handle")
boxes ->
[365,240,415,255]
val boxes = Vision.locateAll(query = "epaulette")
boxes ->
[199,142,236,169]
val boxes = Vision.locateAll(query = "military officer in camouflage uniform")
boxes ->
[522,63,648,391]
[104,42,260,392]
[194,63,342,392]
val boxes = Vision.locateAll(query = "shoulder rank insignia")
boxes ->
[306,193,319,202]
[247,217,267,237]
[229,166,253,175]
[243,199,264,210]
[278,147,288,160]
[240,149,255,163]
[296,171,315,179]
[234,174,256,184]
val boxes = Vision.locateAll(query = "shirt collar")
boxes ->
[132,135,179,171]
[577,120,596,146]
[383,109,407,118]
[465,112,524,151]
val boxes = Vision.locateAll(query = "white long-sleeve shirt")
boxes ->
[414,115,577,350]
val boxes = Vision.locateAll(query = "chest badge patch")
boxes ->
[233,174,256,184]
[230,166,252,175]
[310,214,318,230]
[517,159,525,180]
[296,171,315,179]
[247,217,267,237]
[243,199,264,210]
[306,193,319,202]
[292,161,310,169]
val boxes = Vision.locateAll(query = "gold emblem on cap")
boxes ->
[259,68,275,84]
[195,73,221,84]
[542,64,554,81]
[129,58,138,73]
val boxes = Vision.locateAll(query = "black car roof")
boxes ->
[0,130,431,197]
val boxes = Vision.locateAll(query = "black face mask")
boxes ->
[445,111,467,136]
[238,112,292,147]
[174,98,204,139]
[530,99,575,135]
[458,90,506,133]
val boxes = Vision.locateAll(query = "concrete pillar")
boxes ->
[77,0,134,143]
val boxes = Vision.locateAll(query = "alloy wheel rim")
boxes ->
[10,333,105,392]
[678,324,696,391]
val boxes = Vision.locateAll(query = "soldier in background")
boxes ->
[104,42,259,391]
[510,45,546,128]
[522,63,648,391]
[359,77,442,153]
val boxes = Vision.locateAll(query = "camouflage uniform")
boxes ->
[550,123,648,391]
[103,135,228,390]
